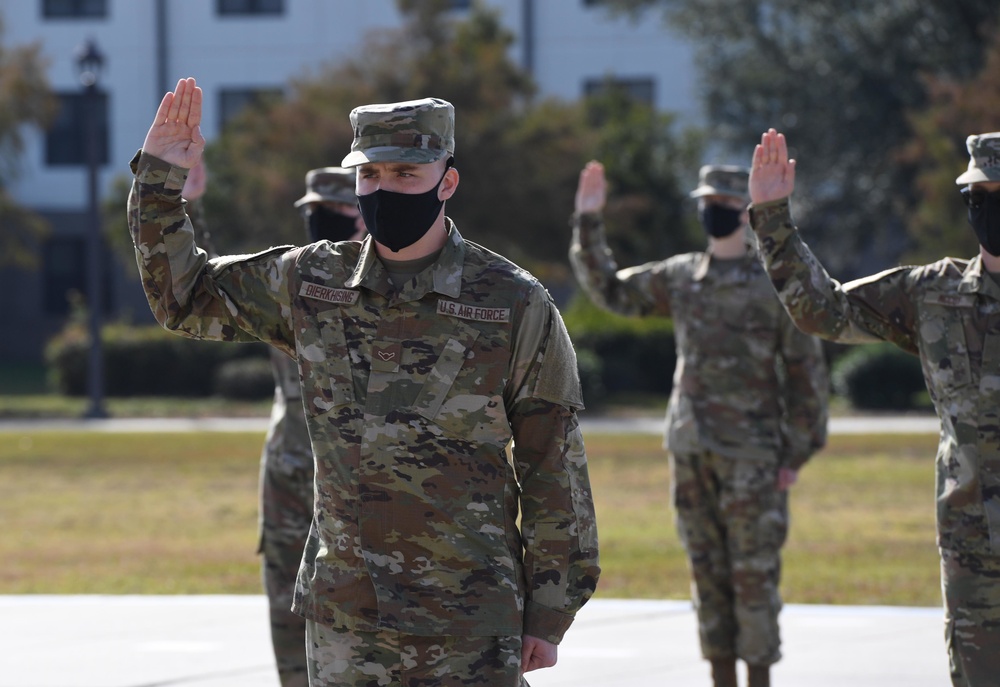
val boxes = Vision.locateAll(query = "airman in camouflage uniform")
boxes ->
[128,78,599,687]
[259,167,365,687]
[749,128,1000,687]
[569,160,828,687]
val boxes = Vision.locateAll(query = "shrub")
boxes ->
[562,293,676,397]
[575,347,607,408]
[831,342,928,410]
[46,322,269,397]
[213,357,275,400]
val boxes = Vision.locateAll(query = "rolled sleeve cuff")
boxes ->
[748,197,794,237]
[571,211,604,245]
[130,149,188,194]
[524,599,575,645]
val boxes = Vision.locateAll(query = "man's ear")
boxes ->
[440,166,459,200]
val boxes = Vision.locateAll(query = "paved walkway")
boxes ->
[1,596,950,686]
[0,413,942,435]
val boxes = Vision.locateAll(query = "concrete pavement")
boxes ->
[0,412,942,435]
[0,596,950,686]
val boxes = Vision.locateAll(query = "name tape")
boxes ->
[437,299,510,323]
[299,282,360,305]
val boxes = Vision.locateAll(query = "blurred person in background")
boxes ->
[260,167,364,687]
[569,159,828,687]
[184,163,365,687]
[749,127,1000,687]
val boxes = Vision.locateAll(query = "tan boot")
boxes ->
[747,664,770,687]
[711,658,738,687]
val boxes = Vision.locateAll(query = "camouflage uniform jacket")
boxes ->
[570,212,828,468]
[129,152,600,644]
[752,197,1000,557]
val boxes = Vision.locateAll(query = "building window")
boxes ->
[42,235,112,315]
[45,92,109,166]
[216,0,284,16]
[42,237,86,315]
[218,87,283,129]
[42,0,107,18]
[584,77,656,106]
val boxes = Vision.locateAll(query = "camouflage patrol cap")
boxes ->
[955,132,1000,185]
[294,167,356,208]
[689,164,750,201]
[341,97,455,168]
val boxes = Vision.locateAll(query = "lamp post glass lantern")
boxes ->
[76,38,103,87]
[76,38,107,419]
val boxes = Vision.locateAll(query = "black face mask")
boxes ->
[356,162,451,253]
[305,206,359,243]
[964,188,1000,257]
[698,203,743,238]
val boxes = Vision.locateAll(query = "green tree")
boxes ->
[0,16,56,268]
[105,0,702,289]
[899,32,1000,264]
[600,0,1000,277]
[197,0,702,275]
[584,84,705,267]
[202,0,578,270]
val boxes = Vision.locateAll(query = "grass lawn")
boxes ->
[0,429,942,606]
[0,394,273,419]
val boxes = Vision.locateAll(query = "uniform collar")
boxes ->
[693,243,757,282]
[345,218,465,299]
[960,254,1000,301]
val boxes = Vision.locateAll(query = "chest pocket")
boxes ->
[919,294,973,396]
[411,321,511,448]
[300,316,355,416]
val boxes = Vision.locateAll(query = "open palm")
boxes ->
[749,128,796,204]
[575,160,607,214]
[142,77,205,169]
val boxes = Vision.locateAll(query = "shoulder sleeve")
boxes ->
[128,150,297,355]
[510,401,599,644]
[750,197,920,354]
[507,283,584,411]
[569,211,673,318]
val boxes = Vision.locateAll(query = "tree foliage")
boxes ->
[188,0,701,276]
[600,0,1000,277]
[898,32,1000,264]
[202,0,570,270]
[585,85,705,268]
[0,16,56,268]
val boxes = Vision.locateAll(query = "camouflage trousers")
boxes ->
[305,621,530,686]
[941,548,1000,687]
[670,449,787,666]
[259,456,314,687]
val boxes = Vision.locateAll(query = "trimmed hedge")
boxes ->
[562,293,676,407]
[831,342,928,411]
[213,357,276,400]
[45,322,270,398]
[562,293,933,413]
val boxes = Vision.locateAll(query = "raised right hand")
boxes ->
[749,128,796,205]
[142,77,206,169]
[575,160,607,214]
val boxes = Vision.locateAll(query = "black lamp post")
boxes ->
[76,38,107,419]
